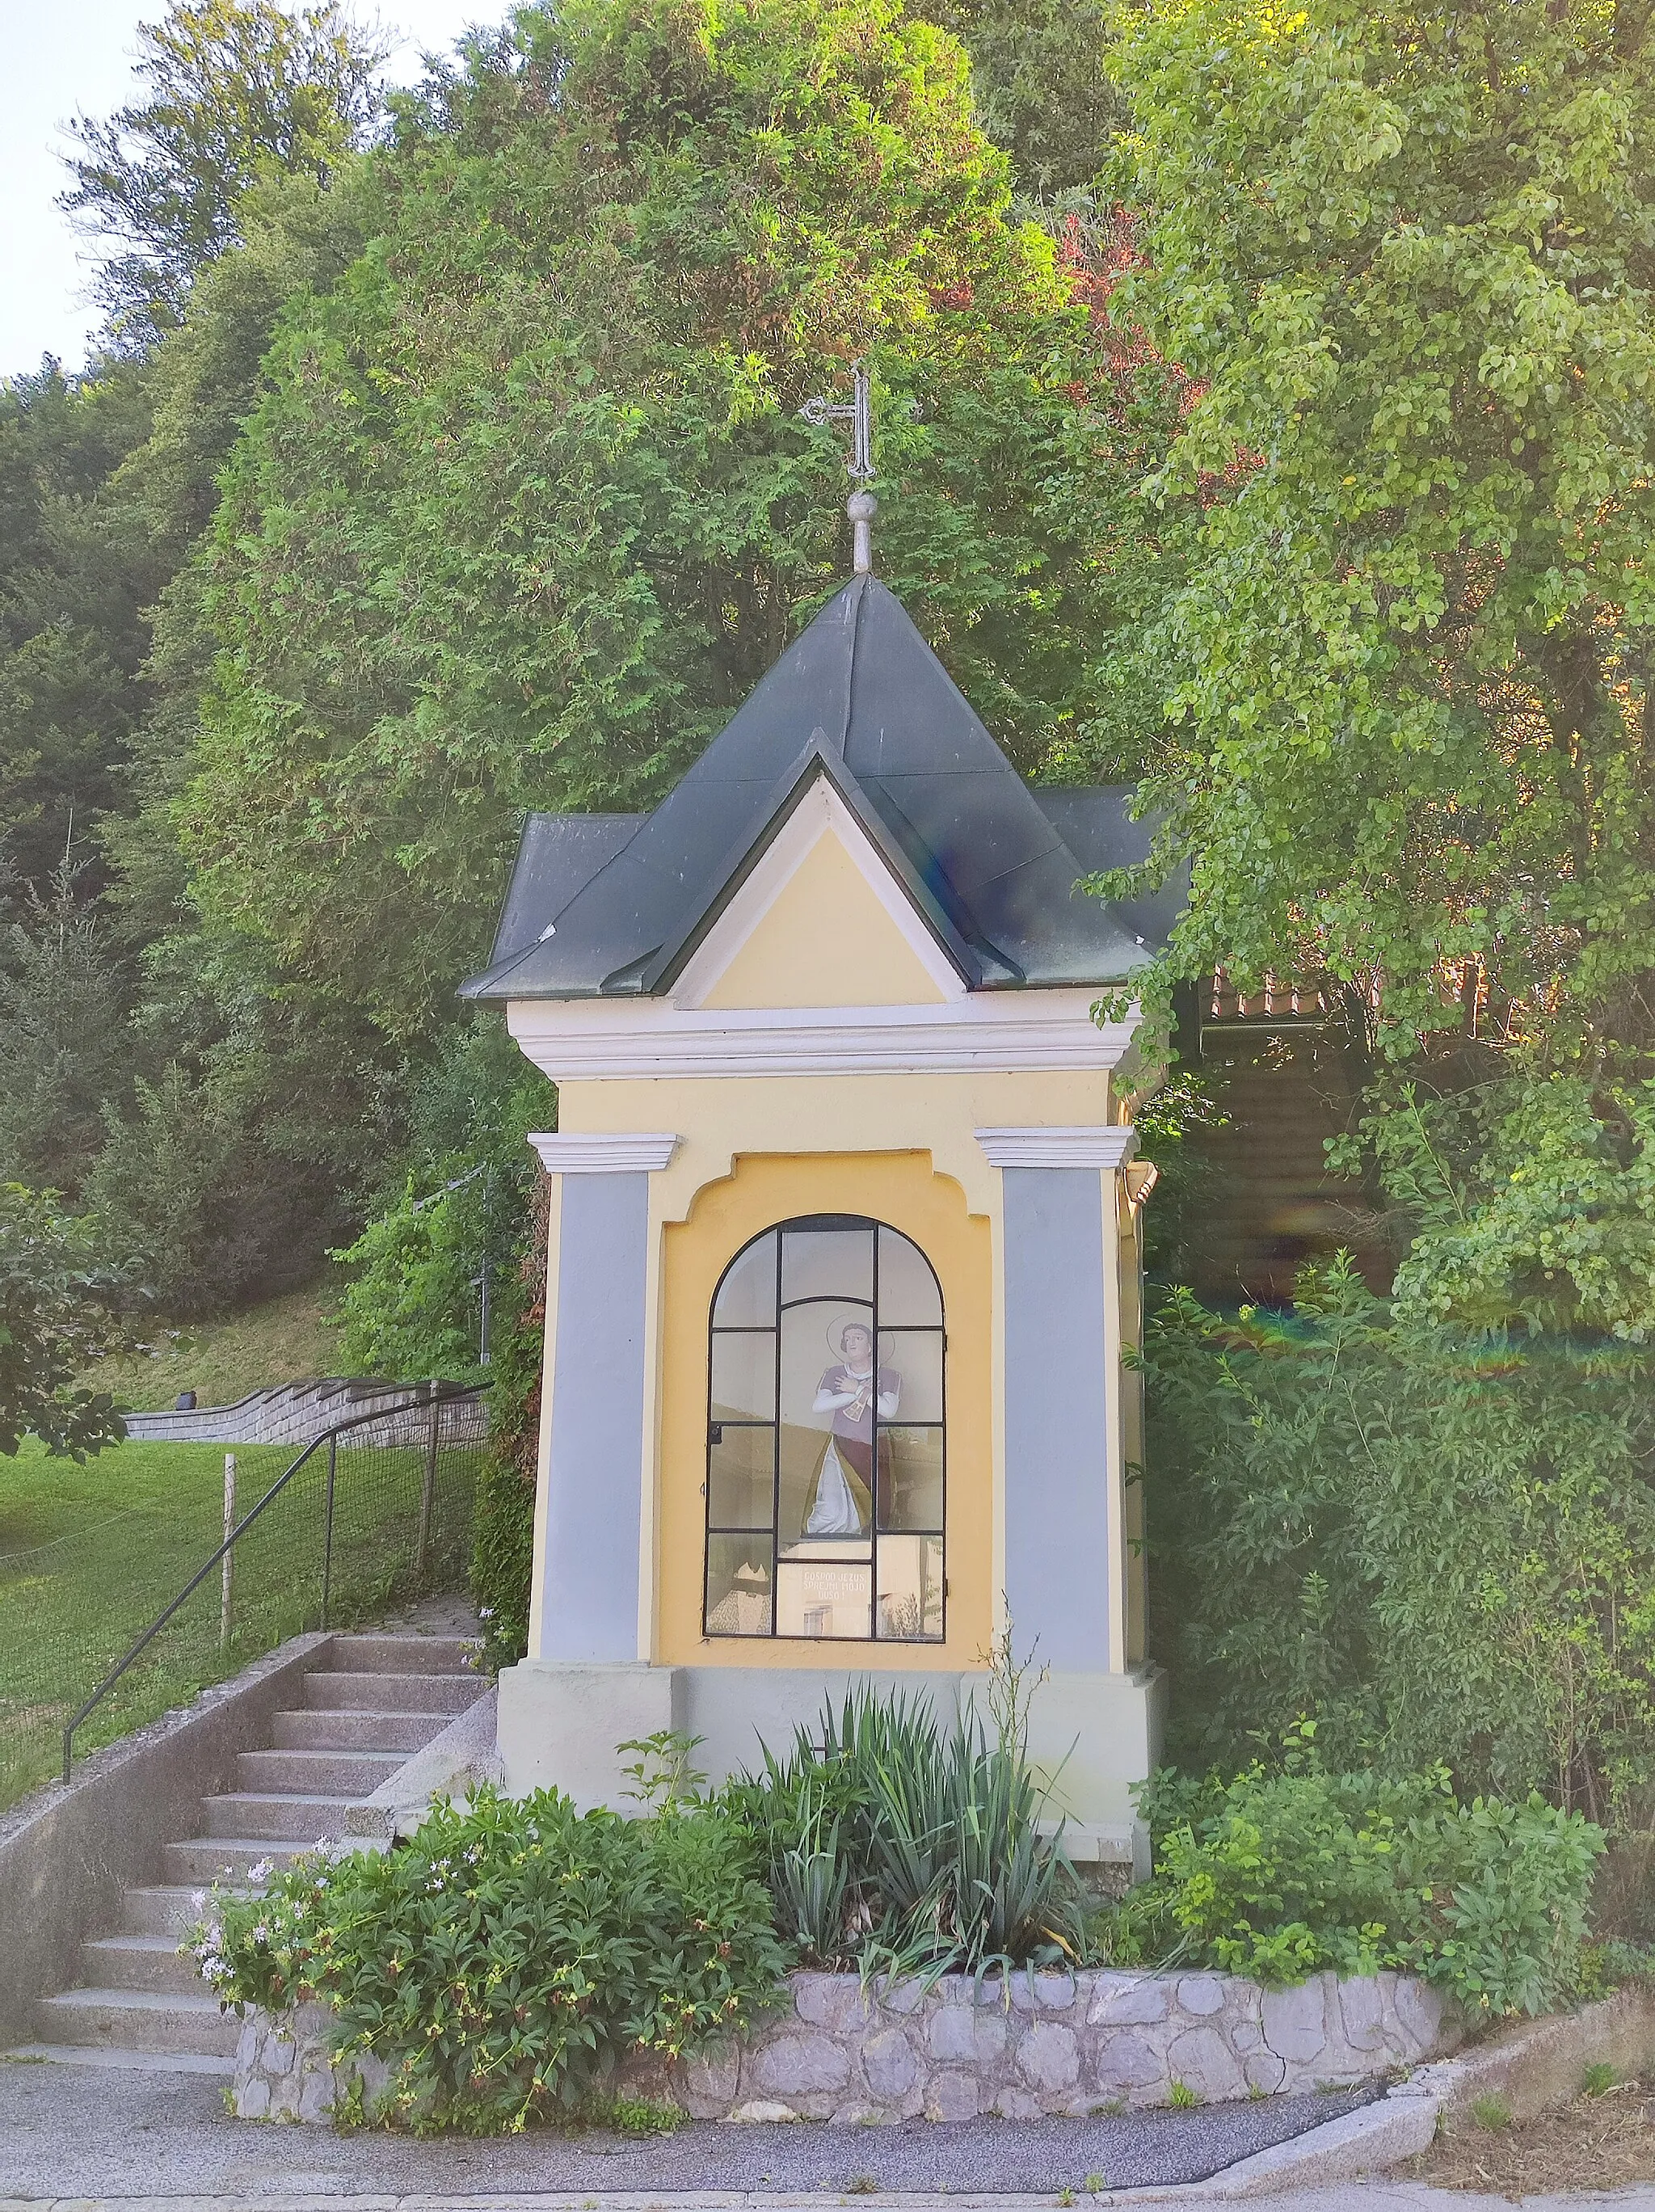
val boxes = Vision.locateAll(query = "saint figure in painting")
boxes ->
[803,1320,899,1536]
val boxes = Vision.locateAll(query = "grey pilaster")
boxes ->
[529,1132,677,1664]
[1000,1165,1113,1671]
[977,1126,1137,1675]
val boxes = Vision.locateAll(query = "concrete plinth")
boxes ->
[1025,1663,1166,1876]
[495,1660,682,1808]
[495,1658,1162,1869]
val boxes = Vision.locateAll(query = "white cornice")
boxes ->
[507,992,1141,1082]
[974,1125,1139,1169]
[529,1133,680,1173]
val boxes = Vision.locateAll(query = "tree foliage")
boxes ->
[912,0,1128,192]
[1105,0,1655,1068]
[0,865,127,1195]
[333,1019,553,1380]
[0,1185,126,1459]
[1335,1072,1655,1342]
[0,358,158,894]
[171,0,1169,1035]
[60,0,387,346]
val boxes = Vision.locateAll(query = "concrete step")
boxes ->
[200,1790,356,1842]
[78,1934,204,1998]
[326,1633,477,1674]
[272,1705,455,1752]
[3,2041,236,2076]
[34,1986,240,2058]
[301,1669,478,1713]
[236,1746,406,1796]
[121,1885,233,1938]
[163,1835,312,1884]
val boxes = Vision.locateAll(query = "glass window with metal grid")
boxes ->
[705,1216,945,1641]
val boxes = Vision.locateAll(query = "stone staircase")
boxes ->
[12,1633,480,2074]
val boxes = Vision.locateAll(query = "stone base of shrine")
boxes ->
[495,1658,1164,1876]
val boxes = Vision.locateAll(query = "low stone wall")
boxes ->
[123,1380,488,1448]
[232,1966,1459,2125]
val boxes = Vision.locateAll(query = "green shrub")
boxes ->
[333,1019,552,1385]
[195,1786,789,2131]
[85,1060,348,1316]
[1111,1751,1604,2018]
[1145,1257,1655,1820]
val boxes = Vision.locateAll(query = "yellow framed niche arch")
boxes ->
[656,1151,992,1671]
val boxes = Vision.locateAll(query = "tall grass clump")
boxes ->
[725,1634,1084,1978]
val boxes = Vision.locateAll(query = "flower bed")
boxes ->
[233,1963,1459,2124]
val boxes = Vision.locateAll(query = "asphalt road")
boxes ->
[0,2056,1375,2201]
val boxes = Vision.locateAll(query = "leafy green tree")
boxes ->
[0,1185,125,1458]
[1105,0,1655,1072]
[1333,1074,1655,1342]
[60,0,388,346]
[83,1034,371,1316]
[0,863,128,1194]
[914,0,1128,192]
[0,358,158,894]
[333,1019,554,1380]
[172,0,1172,1037]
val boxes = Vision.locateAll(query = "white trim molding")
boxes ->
[975,1125,1139,1170]
[508,992,1141,1082]
[529,1133,680,1173]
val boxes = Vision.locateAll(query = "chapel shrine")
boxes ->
[463,499,1176,1873]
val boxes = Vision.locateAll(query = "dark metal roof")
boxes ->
[462,575,1173,1001]
[489,812,643,966]
[1029,786,1189,960]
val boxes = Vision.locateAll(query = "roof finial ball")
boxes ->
[799,356,878,576]
[847,488,878,575]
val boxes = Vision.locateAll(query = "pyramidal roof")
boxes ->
[461,574,1165,1001]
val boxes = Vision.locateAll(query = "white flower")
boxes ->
[249,1859,274,1885]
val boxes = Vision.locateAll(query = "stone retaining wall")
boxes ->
[233,1966,1459,2125]
[123,1380,487,1448]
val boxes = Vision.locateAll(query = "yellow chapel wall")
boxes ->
[699,827,951,1009]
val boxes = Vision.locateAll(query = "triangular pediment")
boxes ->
[673,776,966,1011]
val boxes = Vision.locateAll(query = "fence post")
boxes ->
[321,1434,338,1629]
[417,1389,440,1580]
[220,1452,237,1651]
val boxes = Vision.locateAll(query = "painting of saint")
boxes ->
[802,1319,899,1536]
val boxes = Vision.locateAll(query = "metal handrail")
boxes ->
[61,1381,489,1781]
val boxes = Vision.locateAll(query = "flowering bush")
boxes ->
[190,1787,788,2130]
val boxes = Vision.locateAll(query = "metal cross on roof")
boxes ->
[798,358,878,575]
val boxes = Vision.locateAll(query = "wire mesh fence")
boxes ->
[0,1389,487,1814]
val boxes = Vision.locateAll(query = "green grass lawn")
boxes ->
[0,1435,264,1554]
[75,1279,347,1414]
[0,1428,476,1814]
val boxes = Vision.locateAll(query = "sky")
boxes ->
[0,2,485,379]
